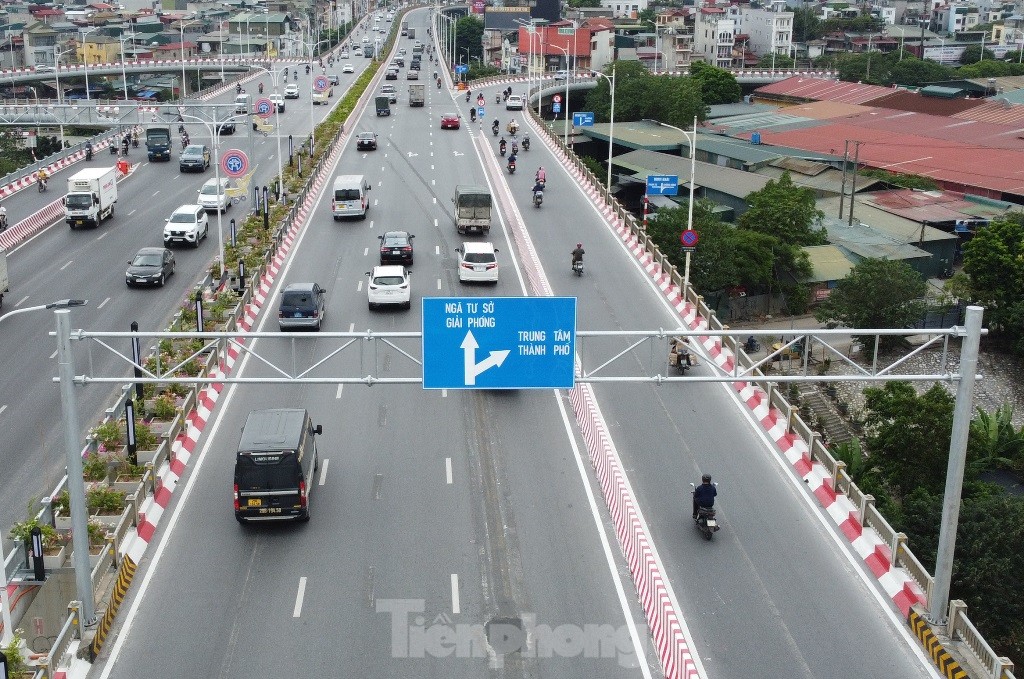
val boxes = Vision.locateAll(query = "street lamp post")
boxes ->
[118,34,132,101]
[552,43,571,145]
[594,65,616,192]
[0,300,87,635]
[646,117,697,292]
[79,27,98,101]
[180,18,200,100]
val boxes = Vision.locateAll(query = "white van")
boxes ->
[234,93,251,114]
[331,175,371,220]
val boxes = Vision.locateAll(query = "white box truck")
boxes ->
[0,248,8,308]
[408,83,425,107]
[65,167,118,229]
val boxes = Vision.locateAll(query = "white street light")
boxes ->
[177,112,246,279]
[79,27,98,101]
[551,43,571,146]
[0,299,88,636]
[179,18,201,100]
[594,65,616,192]
[645,117,698,293]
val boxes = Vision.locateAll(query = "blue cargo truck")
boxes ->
[145,127,171,161]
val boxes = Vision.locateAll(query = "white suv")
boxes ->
[163,204,209,248]
[455,242,499,283]
[366,265,411,309]
[506,95,524,110]
[197,178,230,213]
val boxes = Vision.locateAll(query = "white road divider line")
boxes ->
[96,232,109,241]
[434,245,439,255]
[348,322,355,332]
[14,296,28,307]
[97,297,111,310]
[450,574,460,614]
[293,577,307,617]
[436,278,441,290]
[0,405,7,417]
[441,389,447,398]
[59,260,73,271]
[49,350,58,359]
[319,458,329,486]
[445,457,452,485]
[336,384,344,398]
[357,280,363,292]
[363,247,368,256]
[433,218,438,228]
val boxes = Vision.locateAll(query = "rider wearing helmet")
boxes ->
[536,166,546,183]
[571,242,585,264]
[692,474,717,520]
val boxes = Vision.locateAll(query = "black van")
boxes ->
[233,409,321,523]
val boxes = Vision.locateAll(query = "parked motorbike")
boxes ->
[690,482,720,540]
[572,259,584,276]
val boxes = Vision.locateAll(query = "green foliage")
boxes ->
[857,167,938,191]
[862,382,958,495]
[135,422,159,450]
[8,516,60,548]
[956,59,1024,79]
[959,44,996,65]
[793,7,823,41]
[455,15,484,62]
[637,8,656,26]
[962,214,1024,353]
[831,438,878,483]
[3,629,28,676]
[757,53,795,68]
[87,486,126,514]
[886,57,953,87]
[813,258,927,352]
[737,172,826,246]
[969,404,1024,473]
[566,0,601,7]
[689,61,741,104]
[579,154,605,180]
[152,393,177,420]
[92,421,123,449]
[583,61,709,127]
[467,64,500,80]
[82,451,113,481]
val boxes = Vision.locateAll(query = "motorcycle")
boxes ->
[236,83,242,94]
[670,341,692,374]
[469,109,476,122]
[437,78,442,89]
[522,136,530,151]
[532,190,543,208]
[0,213,8,232]
[572,259,584,276]
[109,142,118,155]
[85,145,93,161]
[465,90,471,102]
[293,70,298,81]
[492,121,499,136]
[743,336,761,353]
[37,176,47,193]
[496,94,500,104]
[507,159,516,175]
[258,83,264,94]
[691,483,720,540]
[499,142,506,157]
[131,132,139,148]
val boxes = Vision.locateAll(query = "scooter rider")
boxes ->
[498,137,507,156]
[571,242,585,266]
[258,82,264,94]
[0,203,8,231]
[85,141,93,160]
[531,180,545,204]
[536,166,546,183]
[522,134,531,151]
[469,107,476,122]
[492,119,500,135]
[511,140,519,155]
[692,474,717,520]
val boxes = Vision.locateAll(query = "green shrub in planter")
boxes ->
[87,486,126,514]
[135,422,159,449]
[152,394,177,420]
[92,420,123,449]
[82,451,114,481]
[9,517,61,548]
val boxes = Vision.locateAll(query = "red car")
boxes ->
[440,113,461,129]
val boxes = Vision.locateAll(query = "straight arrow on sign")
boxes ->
[461,331,509,385]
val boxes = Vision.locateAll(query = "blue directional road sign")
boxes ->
[646,174,679,196]
[477,106,485,120]
[552,102,561,114]
[573,111,594,127]
[455,64,468,74]
[422,297,576,389]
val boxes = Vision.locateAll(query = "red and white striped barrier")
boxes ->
[529,116,927,619]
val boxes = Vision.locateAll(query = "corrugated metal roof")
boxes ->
[611,149,769,196]
[802,245,855,283]
[753,76,895,105]
[743,122,1024,197]
[951,99,1024,125]
[862,189,1023,222]
[867,89,984,116]
[706,102,779,119]
[817,196,959,244]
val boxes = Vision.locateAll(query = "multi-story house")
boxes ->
[22,20,58,67]
[225,11,294,57]
[600,0,649,20]
[693,6,735,67]
[931,3,981,34]
[740,1,794,59]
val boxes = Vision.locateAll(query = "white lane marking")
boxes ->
[14,296,29,307]
[445,457,452,485]
[441,389,447,398]
[319,458,329,486]
[357,280,363,292]
[369,220,374,230]
[59,260,73,271]
[348,322,355,332]
[436,278,441,290]
[96,232,109,241]
[431,164,435,170]
[128,210,136,217]
[434,245,439,255]
[431,178,435,186]
[0,405,7,417]
[432,197,436,204]
[450,574,460,614]
[374,199,379,206]
[293,577,307,617]
[433,218,438,228]
[336,384,344,398]
[363,247,369,256]
[97,297,111,310]
[49,350,58,359]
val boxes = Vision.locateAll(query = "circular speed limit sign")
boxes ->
[254,97,274,119]
[313,75,329,92]
[221,149,249,178]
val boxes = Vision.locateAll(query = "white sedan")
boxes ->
[342,64,354,73]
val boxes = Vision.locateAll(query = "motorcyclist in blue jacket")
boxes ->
[692,474,717,520]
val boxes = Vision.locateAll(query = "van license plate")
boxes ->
[75,220,84,225]
[247,498,262,507]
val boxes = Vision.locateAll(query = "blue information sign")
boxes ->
[573,111,594,127]
[422,297,576,389]
[646,174,679,196]
[455,64,468,74]
[552,102,561,114]
[477,106,485,119]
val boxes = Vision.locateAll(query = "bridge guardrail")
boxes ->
[511,87,1016,679]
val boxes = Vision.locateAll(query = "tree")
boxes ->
[737,172,825,246]
[886,57,953,87]
[455,15,484,62]
[959,44,996,65]
[652,76,709,128]
[757,53,795,69]
[637,8,656,27]
[969,404,1024,474]
[566,0,601,7]
[813,258,927,351]
[689,61,741,104]
[962,215,1024,352]
[793,6,823,42]
[583,60,651,122]
[862,382,957,494]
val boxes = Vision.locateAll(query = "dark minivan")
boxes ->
[233,409,321,523]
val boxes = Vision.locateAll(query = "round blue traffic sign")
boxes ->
[254,97,274,118]
[221,149,249,178]
[313,75,329,92]
[681,229,699,247]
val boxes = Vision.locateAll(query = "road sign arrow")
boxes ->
[461,331,510,385]
[453,151,464,156]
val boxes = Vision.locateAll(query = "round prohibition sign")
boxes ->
[552,94,562,103]
[680,229,699,247]
[313,75,329,92]
[254,97,274,118]
[221,149,249,178]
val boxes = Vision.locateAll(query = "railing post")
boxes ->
[947,598,967,637]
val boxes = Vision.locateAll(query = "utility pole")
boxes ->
[838,140,850,219]
[847,140,861,226]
